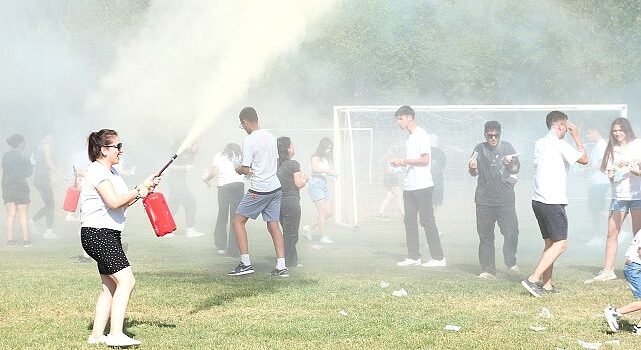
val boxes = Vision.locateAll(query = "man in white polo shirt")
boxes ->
[390,105,445,267]
[228,107,287,278]
[521,111,588,297]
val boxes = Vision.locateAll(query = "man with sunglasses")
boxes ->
[468,121,520,279]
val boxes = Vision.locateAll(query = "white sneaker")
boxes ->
[216,249,226,255]
[43,229,59,240]
[604,305,621,332]
[508,265,520,274]
[186,228,205,238]
[397,258,421,267]
[586,269,617,283]
[105,333,141,347]
[87,335,107,345]
[478,272,495,279]
[320,235,334,244]
[422,258,447,267]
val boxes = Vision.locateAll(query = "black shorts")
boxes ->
[2,185,30,205]
[81,227,130,275]
[532,200,568,241]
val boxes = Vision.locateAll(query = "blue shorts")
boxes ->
[610,199,641,213]
[308,177,330,202]
[235,189,282,222]
[624,262,641,299]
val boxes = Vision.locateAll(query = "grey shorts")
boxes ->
[236,189,282,222]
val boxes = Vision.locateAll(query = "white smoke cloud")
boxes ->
[86,0,337,154]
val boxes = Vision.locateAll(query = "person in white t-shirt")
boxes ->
[588,118,641,282]
[521,111,588,297]
[604,230,641,334]
[203,143,245,257]
[390,105,445,268]
[228,107,287,277]
[80,129,159,347]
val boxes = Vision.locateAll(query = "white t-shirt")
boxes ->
[625,231,641,265]
[403,126,434,191]
[80,161,129,231]
[212,152,245,187]
[588,138,609,185]
[607,138,641,200]
[532,132,582,204]
[241,129,281,192]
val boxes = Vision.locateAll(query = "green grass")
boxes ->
[0,212,638,350]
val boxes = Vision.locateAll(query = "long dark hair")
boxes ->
[277,137,291,168]
[312,137,333,161]
[87,129,118,162]
[601,118,636,172]
[221,143,241,161]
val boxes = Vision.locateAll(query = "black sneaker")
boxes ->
[6,240,17,247]
[23,240,33,248]
[633,324,640,334]
[542,285,561,294]
[521,278,544,297]
[268,268,289,277]
[227,263,255,276]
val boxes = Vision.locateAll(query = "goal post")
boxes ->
[333,104,628,227]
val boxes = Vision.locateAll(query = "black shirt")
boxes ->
[2,149,33,190]
[277,159,301,199]
[472,141,519,206]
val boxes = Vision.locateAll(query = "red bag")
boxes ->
[143,192,176,237]
[63,172,81,212]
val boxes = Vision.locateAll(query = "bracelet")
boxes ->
[134,186,142,199]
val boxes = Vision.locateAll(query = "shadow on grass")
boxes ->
[88,317,176,336]
[137,270,320,315]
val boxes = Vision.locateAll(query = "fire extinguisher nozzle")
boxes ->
[157,154,178,176]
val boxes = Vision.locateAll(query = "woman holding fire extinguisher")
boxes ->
[80,129,159,347]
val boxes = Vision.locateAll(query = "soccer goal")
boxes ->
[332,104,628,227]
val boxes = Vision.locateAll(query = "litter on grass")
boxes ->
[444,325,461,332]
[538,307,554,319]
[529,325,546,332]
[379,281,390,288]
[339,310,349,317]
[577,339,602,349]
[392,288,407,297]
[604,340,620,346]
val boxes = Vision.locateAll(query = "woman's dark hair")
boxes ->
[601,117,636,172]
[313,137,333,161]
[6,134,24,149]
[221,143,241,161]
[277,137,291,167]
[87,129,118,162]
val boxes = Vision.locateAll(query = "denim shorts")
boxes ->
[235,189,282,222]
[308,177,330,202]
[624,262,641,299]
[610,199,641,213]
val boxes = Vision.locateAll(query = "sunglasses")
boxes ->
[104,142,123,151]
[485,133,500,140]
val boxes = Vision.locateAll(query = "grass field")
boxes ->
[0,205,639,350]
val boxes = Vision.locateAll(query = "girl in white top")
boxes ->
[80,129,159,347]
[590,118,641,282]
[303,137,337,244]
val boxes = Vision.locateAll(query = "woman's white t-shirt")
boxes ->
[212,152,245,187]
[608,138,641,200]
[80,161,129,231]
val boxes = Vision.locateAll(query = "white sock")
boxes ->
[276,258,286,270]
[240,254,251,266]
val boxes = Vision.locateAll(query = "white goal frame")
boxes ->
[333,104,628,226]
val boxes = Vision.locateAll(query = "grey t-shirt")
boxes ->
[277,159,301,199]
[472,141,519,206]
[242,129,281,192]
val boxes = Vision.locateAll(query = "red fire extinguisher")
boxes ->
[143,155,177,237]
[62,167,81,212]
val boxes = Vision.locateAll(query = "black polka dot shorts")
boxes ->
[81,227,130,275]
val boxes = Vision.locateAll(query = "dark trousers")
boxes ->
[214,182,244,256]
[169,180,197,227]
[403,187,444,260]
[280,196,301,266]
[476,204,519,274]
[33,177,54,227]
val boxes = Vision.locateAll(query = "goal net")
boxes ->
[332,104,628,227]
